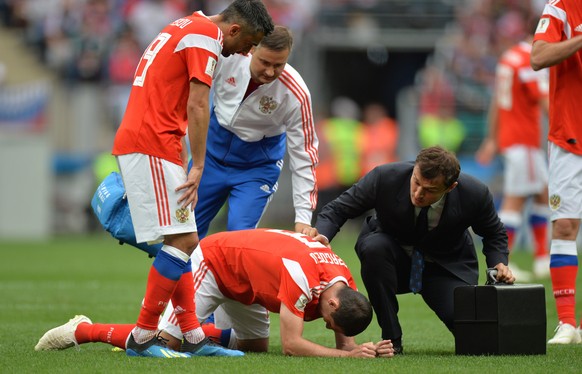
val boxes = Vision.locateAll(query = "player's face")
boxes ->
[409,165,456,207]
[320,301,343,333]
[322,311,339,332]
[222,29,264,57]
[249,46,289,84]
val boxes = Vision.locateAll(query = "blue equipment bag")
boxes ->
[91,172,161,257]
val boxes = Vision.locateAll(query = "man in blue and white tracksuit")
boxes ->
[195,26,319,237]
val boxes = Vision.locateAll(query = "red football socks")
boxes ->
[137,266,179,331]
[531,222,548,258]
[505,228,516,250]
[170,271,200,333]
[551,265,578,326]
[75,322,135,349]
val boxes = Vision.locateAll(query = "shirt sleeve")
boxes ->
[175,32,222,87]
[315,167,381,241]
[278,258,312,318]
[281,70,319,225]
[533,4,566,44]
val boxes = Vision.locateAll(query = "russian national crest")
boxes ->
[549,194,561,211]
[176,207,190,223]
[259,96,278,114]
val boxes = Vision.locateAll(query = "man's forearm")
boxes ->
[282,336,350,357]
[531,36,582,70]
[187,111,208,170]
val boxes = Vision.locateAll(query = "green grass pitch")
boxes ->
[2,228,582,373]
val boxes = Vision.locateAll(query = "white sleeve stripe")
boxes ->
[175,33,222,55]
[543,3,571,39]
[282,258,312,302]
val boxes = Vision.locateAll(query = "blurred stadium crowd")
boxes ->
[0,0,547,235]
[0,1,315,77]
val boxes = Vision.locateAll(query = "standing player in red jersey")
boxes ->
[476,27,550,282]
[531,0,582,344]
[109,0,273,358]
[35,229,394,358]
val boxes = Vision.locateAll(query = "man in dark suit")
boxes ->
[309,146,515,354]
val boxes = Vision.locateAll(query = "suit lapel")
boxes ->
[432,189,459,232]
[395,175,418,235]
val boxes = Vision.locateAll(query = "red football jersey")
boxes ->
[112,12,222,165]
[533,0,582,155]
[495,41,548,151]
[199,229,358,320]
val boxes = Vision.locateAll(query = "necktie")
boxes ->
[414,206,429,238]
[410,206,429,294]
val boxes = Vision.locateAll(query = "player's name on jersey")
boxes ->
[309,252,347,268]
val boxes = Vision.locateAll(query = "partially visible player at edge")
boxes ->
[476,24,550,281]
[531,0,582,344]
[110,0,274,357]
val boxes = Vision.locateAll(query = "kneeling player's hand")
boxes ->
[348,342,377,358]
[375,340,394,358]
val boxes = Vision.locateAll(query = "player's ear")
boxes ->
[329,298,340,311]
[228,24,242,37]
[446,181,458,193]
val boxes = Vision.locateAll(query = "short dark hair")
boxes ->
[415,146,460,188]
[221,0,274,37]
[257,25,293,52]
[331,287,373,337]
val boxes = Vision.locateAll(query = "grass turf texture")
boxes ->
[2,227,582,373]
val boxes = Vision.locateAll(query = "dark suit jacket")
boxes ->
[315,161,509,284]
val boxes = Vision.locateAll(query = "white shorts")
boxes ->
[116,153,197,244]
[548,142,582,220]
[501,145,548,196]
[158,247,270,341]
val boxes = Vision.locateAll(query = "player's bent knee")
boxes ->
[164,232,200,255]
[356,236,392,261]
[552,219,580,240]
